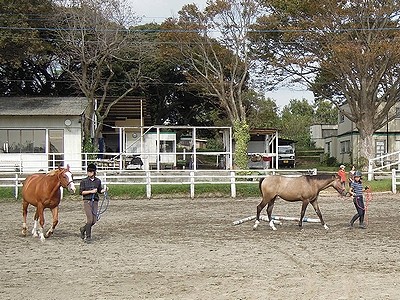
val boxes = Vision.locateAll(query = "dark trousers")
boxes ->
[350,196,365,225]
[81,200,98,238]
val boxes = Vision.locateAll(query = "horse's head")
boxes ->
[332,174,347,196]
[59,165,76,194]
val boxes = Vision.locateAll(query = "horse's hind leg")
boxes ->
[31,209,39,237]
[22,200,29,236]
[36,204,46,242]
[311,200,329,230]
[45,207,59,238]
[253,199,268,230]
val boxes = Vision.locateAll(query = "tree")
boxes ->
[161,0,260,169]
[255,0,400,165]
[280,99,314,149]
[53,0,140,150]
[313,100,338,125]
[245,92,280,129]
[0,0,62,96]
[129,23,219,127]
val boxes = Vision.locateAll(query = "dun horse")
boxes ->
[22,166,76,241]
[253,174,347,231]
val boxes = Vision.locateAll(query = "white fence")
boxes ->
[368,151,400,181]
[0,168,317,200]
[391,169,400,193]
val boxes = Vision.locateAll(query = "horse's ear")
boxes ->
[66,164,70,171]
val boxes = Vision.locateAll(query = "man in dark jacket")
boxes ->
[79,163,107,243]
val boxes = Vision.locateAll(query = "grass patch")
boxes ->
[0,187,18,201]
[363,178,392,193]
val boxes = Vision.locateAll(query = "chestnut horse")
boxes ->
[253,174,347,231]
[22,166,76,241]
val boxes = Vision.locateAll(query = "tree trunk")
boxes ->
[233,120,250,170]
[357,122,375,170]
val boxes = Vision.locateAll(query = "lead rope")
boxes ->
[353,187,371,225]
[90,189,109,221]
[96,190,109,221]
[364,187,372,225]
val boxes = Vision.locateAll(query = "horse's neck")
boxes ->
[46,175,62,195]
[316,178,333,191]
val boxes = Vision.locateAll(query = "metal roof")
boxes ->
[0,97,87,116]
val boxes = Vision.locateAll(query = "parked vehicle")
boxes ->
[278,145,296,168]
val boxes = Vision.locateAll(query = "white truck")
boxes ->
[278,145,296,168]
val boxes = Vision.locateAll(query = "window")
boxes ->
[339,113,345,123]
[0,129,45,153]
[340,140,351,154]
[48,130,64,153]
[159,140,174,153]
[396,107,400,119]
[375,140,386,156]
[326,142,331,156]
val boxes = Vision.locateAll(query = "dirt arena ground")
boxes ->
[1,191,399,300]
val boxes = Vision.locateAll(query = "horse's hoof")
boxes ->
[253,220,260,230]
[324,224,329,230]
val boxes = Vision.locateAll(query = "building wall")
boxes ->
[0,115,82,172]
[314,103,400,165]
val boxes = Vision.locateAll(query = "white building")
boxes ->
[310,103,400,164]
[0,97,86,172]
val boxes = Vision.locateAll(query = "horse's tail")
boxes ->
[259,177,265,194]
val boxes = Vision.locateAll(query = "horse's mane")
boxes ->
[46,169,63,177]
[304,173,335,182]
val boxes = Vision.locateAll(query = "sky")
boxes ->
[128,0,314,109]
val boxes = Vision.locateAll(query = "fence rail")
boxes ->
[368,151,400,180]
[0,168,318,199]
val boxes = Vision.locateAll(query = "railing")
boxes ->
[391,169,400,193]
[368,151,400,180]
[0,151,232,173]
[0,168,317,200]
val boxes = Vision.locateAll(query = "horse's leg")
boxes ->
[310,200,329,230]
[266,198,277,231]
[22,200,29,236]
[45,207,59,238]
[253,198,269,230]
[36,204,46,242]
[31,209,39,237]
[299,201,309,228]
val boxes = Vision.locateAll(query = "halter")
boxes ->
[58,171,74,188]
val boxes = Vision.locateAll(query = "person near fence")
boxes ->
[79,163,107,243]
[349,170,368,229]
[337,164,347,189]
[348,165,356,189]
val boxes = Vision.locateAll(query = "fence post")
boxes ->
[368,160,373,181]
[103,172,107,189]
[190,171,195,199]
[392,169,396,194]
[146,171,151,199]
[230,171,236,198]
[15,174,19,199]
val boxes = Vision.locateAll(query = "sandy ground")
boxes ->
[0,191,399,300]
